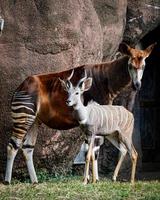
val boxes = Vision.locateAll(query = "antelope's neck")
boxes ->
[73,102,88,124]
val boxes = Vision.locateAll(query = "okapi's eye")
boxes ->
[141,65,145,70]
[75,92,79,95]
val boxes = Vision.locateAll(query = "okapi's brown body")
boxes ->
[5,43,156,184]
[19,56,130,130]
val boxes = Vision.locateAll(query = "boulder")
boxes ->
[92,0,127,60]
[124,0,160,44]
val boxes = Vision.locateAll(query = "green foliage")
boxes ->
[0,174,160,200]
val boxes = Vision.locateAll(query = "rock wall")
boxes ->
[124,0,160,45]
[0,0,160,179]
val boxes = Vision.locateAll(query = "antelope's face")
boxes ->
[119,42,156,90]
[59,69,92,107]
[66,82,81,107]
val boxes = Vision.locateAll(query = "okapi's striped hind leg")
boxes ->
[4,91,38,184]
[22,120,39,184]
[4,138,20,184]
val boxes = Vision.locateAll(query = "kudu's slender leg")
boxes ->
[130,145,138,184]
[123,138,138,184]
[112,143,127,182]
[106,134,128,182]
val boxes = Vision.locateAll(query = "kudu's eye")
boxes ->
[75,92,79,95]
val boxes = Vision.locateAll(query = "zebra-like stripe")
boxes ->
[11,91,37,140]
[12,105,35,113]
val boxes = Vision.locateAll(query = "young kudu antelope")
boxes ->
[4,43,155,184]
[60,70,138,184]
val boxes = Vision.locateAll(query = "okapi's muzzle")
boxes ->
[132,81,141,91]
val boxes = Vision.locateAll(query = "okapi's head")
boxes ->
[59,70,92,107]
[119,42,156,90]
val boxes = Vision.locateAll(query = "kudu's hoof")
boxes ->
[83,181,88,185]
[83,178,89,185]
[92,179,99,184]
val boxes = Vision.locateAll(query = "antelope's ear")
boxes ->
[118,42,132,56]
[59,78,70,91]
[144,42,156,57]
[81,77,92,92]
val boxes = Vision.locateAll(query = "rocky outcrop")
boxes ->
[92,0,127,60]
[0,0,160,178]
[124,0,160,44]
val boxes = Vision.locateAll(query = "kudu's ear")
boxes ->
[81,77,93,92]
[144,42,157,57]
[118,42,131,56]
[59,78,71,91]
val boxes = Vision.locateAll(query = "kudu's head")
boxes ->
[59,70,92,107]
[119,42,156,90]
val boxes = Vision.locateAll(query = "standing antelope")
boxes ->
[4,43,155,184]
[60,71,138,184]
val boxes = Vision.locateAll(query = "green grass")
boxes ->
[0,175,160,200]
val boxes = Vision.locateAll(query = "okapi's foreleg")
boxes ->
[5,91,38,184]
[126,90,137,112]
[92,136,104,182]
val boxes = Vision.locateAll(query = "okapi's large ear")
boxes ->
[80,77,93,92]
[118,42,131,56]
[144,42,157,57]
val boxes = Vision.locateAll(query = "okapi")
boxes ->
[60,71,138,184]
[4,43,155,184]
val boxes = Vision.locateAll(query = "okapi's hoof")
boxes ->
[130,180,135,185]
[32,181,38,185]
[112,177,117,182]
[3,181,10,185]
